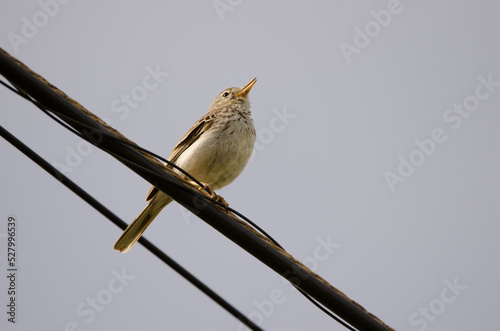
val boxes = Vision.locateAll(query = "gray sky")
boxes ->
[1,1,500,330]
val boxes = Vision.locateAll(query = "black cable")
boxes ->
[0,124,264,331]
[0,78,357,331]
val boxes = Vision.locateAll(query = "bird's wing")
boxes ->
[146,113,215,201]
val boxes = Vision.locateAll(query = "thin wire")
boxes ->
[0,78,357,331]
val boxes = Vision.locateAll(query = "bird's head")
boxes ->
[209,78,257,112]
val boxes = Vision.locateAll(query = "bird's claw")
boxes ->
[199,182,216,198]
[199,183,229,207]
[215,195,228,208]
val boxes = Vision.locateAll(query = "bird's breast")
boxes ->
[174,116,256,190]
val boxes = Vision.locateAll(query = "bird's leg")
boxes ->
[199,182,229,207]
[199,182,216,198]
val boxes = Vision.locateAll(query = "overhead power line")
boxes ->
[0,48,394,331]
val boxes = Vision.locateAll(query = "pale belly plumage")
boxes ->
[174,117,256,190]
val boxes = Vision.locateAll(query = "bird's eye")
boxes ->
[222,92,229,97]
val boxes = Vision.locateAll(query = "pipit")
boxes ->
[114,78,257,253]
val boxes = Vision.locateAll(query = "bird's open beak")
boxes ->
[235,77,257,97]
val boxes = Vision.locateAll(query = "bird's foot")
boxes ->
[199,182,216,198]
[215,195,228,208]
[199,183,229,207]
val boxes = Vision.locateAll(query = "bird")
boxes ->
[114,78,257,253]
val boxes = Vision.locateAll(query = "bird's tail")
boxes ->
[114,195,172,253]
